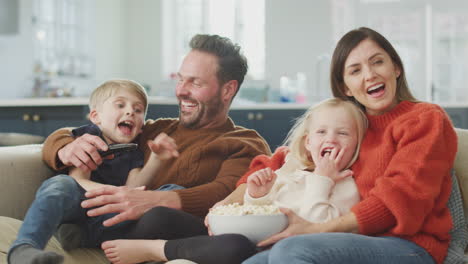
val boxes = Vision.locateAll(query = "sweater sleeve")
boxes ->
[299,172,339,222]
[352,107,457,236]
[236,146,289,186]
[174,132,271,217]
[42,127,75,171]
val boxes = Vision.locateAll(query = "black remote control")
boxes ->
[99,143,138,157]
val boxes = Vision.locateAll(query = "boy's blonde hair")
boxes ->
[284,98,368,170]
[89,79,148,117]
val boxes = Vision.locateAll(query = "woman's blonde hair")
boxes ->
[89,79,148,117]
[284,98,368,170]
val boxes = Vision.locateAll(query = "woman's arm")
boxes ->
[257,209,359,247]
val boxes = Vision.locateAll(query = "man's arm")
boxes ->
[42,127,108,172]
[173,131,271,217]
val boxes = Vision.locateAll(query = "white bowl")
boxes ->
[208,213,288,244]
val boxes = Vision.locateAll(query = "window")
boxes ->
[161,0,265,81]
[32,0,94,96]
[331,0,468,104]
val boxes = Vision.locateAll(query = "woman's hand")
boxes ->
[205,199,225,236]
[204,184,247,235]
[257,208,319,247]
[314,147,353,182]
[247,168,277,198]
[257,209,360,247]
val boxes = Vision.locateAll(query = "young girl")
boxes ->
[242,97,368,230]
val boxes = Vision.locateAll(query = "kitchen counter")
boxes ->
[0,97,311,110]
[0,97,467,109]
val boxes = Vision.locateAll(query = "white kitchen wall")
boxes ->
[0,0,33,98]
[94,0,126,91]
[265,0,333,102]
[124,0,163,96]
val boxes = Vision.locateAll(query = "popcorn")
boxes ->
[209,203,281,216]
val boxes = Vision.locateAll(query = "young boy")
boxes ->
[8,79,179,264]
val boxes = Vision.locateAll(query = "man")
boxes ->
[42,34,271,231]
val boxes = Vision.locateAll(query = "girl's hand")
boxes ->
[147,133,179,160]
[247,168,277,198]
[314,147,353,182]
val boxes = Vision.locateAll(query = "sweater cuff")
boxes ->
[351,196,396,235]
[42,134,74,171]
[244,190,273,205]
[175,189,209,217]
[306,174,334,197]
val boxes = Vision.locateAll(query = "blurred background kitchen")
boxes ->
[0,0,467,147]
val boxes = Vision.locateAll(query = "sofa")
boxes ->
[1,129,468,263]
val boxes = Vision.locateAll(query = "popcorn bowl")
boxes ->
[207,204,289,244]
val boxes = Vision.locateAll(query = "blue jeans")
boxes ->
[243,233,435,264]
[9,175,88,254]
[9,175,185,257]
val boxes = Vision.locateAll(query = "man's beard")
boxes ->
[179,93,223,129]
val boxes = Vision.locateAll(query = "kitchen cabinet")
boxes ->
[147,104,179,119]
[445,108,468,130]
[147,105,307,150]
[229,108,307,151]
[0,103,466,150]
[0,105,90,137]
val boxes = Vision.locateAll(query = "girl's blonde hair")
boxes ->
[89,79,148,117]
[284,98,368,170]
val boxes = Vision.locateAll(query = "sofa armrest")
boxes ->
[0,144,54,220]
[455,128,468,220]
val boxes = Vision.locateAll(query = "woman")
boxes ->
[240,27,457,264]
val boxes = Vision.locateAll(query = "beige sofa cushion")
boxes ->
[0,215,198,264]
[0,144,54,220]
[455,128,468,219]
[0,216,108,264]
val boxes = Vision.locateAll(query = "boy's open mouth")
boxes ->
[118,121,134,135]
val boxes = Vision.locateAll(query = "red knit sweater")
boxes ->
[237,101,457,264]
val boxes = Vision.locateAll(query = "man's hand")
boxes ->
[247,168,277,198]
[81,185,181,227]
[58,134,108,172]
[147,133,179,160]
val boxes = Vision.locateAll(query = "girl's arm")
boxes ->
[299,173,358,223]
[69,167,108,191]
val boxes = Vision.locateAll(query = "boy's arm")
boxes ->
[125,154,161,188]
[126,133,179,188]
[69,167,108,191]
